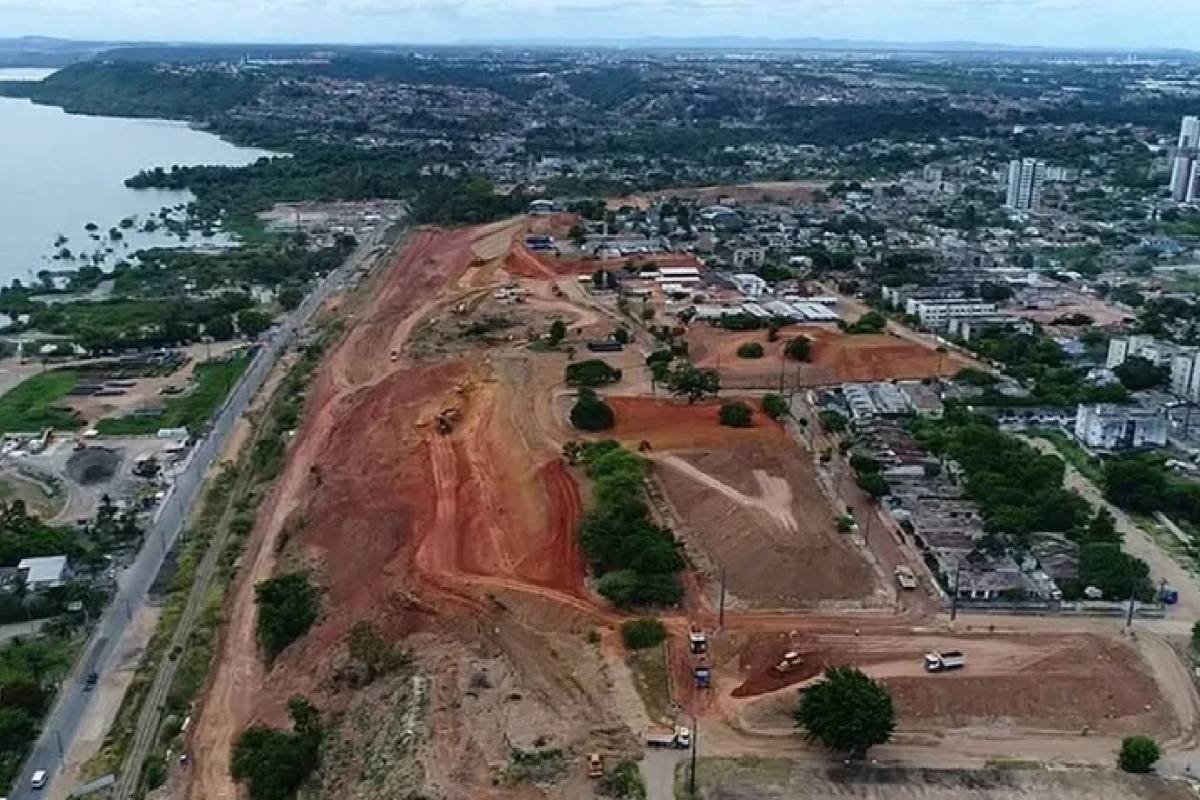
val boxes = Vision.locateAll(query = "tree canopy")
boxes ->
[795,666,895,758]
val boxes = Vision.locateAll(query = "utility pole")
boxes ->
[950,561,962,622]
[689,715,699,799]
[718,568,727,631]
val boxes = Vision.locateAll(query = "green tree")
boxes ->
[565,359,622,387]
[1118,736,1161,774]
[255,572,319,660]
[761,393,788,420]
[785,336,812,361]
[237,309,274,338]
[796,666,894,758]
[665,363,720,404]
[206,314,235,341]
[1114,356,1169,391]
[570,389,615,432]
[719,401,753,428]
[846,311,886,335]
[620,618,667,650]
[231,695,323,800]
[277,286,304,311]
[736,342,764,359]
[1104,456,1167,512]
[818,410,848,434]
[548,319,567,345]
[601,759,647,800]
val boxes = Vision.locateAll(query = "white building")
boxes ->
[1074,404,1168,451]
[731,247,766,269]
[906,299,997,328]
[655,266,701,285]
[731,273,768,299]
[1171,350,1200,402]
[1005,158,1046,211]
[18,555,68,591]
[1170,116,1200,202]
[1106,334,1160,369]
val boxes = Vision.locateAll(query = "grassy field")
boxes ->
[627,642,673,725]
[0,369,82,434]
[96,356,250,436]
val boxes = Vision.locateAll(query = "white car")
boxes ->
[30,769,47,789]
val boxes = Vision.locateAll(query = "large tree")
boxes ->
[665,362,720,404]
[795,666,895,758]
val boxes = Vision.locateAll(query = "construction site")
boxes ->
[172,217,1200,800]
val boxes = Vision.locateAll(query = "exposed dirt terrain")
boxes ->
[184,215,1200,800]
[689,326,970,387]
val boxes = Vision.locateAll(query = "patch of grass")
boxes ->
[0,368,82,433]
[505,748,566,785]
[1031,429,1105,485]
[96,355,250,436]
[627,642,672,724]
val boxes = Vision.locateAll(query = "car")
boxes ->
[84,671,99,691]
[30,769,47,789]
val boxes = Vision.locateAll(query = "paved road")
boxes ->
[642,748,684,800]
[7,229,390,800]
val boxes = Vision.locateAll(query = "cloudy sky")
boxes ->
[1,0,1195,49]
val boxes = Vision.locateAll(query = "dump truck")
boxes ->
[688,627,708,655]
[773,650,804,674]
[694,664,712,689]
[586,753,603,778]
[894,565,918,590]
[645,725,691,749]
[924,650,965,672]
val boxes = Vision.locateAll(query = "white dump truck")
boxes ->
[894,565,918,590]
[646,725,691,749]
[924,650,966,672]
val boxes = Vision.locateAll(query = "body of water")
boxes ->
[0,67,273,286]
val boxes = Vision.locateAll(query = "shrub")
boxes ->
[665,362,720,403]
[255,572,319,660]
[736,342,764,359]
[570,389,615,431]
[761,393,788,419]
[846,311,886,334]
[548,319,567,345]
[232,696,322,800]
[818,409,848,433]
[602,759,647,800]
[785,336,812,361]
[620,618,667,650]
[565,359,622,387]
[1118,736,1160,773]
[719,401,753,428]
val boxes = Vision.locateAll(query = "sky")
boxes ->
[0,0,1196,50]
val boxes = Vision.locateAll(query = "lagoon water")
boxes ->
[0,68,273,286]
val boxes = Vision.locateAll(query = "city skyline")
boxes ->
[0,0,1198,51]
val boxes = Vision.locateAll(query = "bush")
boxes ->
[719,401,753,428]
[665,362,720,403]
[818,409,848,433]
[1118,735,1160,773]
[601,759,647,800]
[846,311,886,335]
[570,389,615,432]
[761,393,788,419]
[620,618,667,650]
[255,572,319,660]
[565,359,622,387]
[785,336,812,361]
[736,342,764,359]
[232,696,323,800]
[548,319,567,345]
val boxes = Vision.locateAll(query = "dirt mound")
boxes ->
[606,396,782,451]
[66,446,122,485]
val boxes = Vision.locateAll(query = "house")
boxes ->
[18,555,68,591]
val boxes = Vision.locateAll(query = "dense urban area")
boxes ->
[0,32,1199,800]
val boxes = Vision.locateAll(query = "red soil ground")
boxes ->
[690,325,969,387]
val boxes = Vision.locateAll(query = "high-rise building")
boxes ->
[1171,115,1200,202]
[1005,158,1045,211]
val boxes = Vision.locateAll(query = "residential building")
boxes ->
[731,247,766,269]
[906,299,997,328]
[1106,334,1168,369]
[1005,158,1046,211]
[1170,116,1200,202]
[17,555,68,591]
[1074,404,1168,451]
[1171,350,1200,402]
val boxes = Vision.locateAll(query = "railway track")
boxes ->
[112,356,293,800]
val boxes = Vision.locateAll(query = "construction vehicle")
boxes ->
[694,662,712,689]
[894,565,918,590]
[645,725,691,749]
[688,627,708,655]
[924,650,966,673]
[586,753,603,778]
[773,650,804,674]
